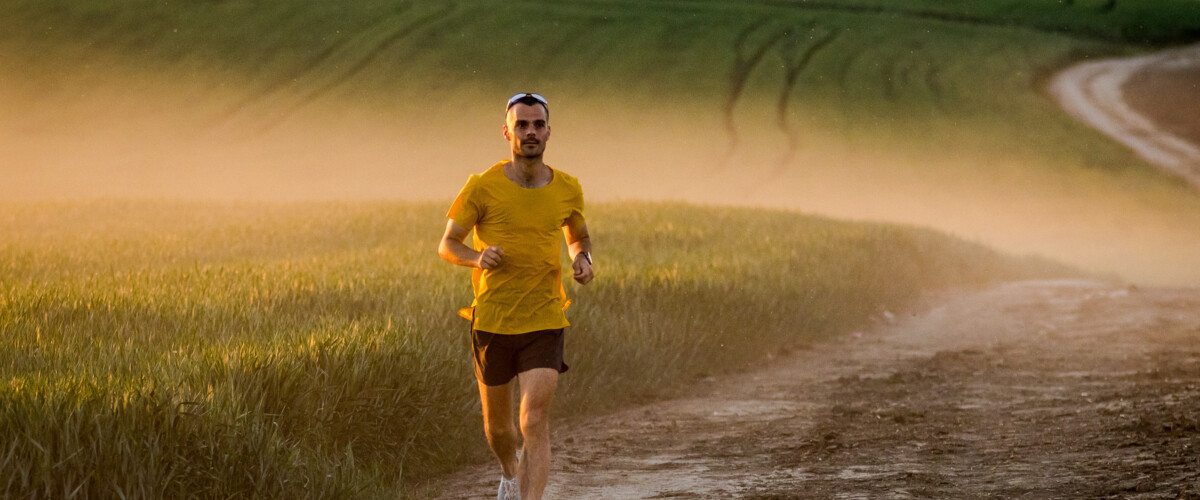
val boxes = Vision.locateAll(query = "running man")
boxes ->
[438,93,593,500]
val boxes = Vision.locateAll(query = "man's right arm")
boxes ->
[438,220,504,269]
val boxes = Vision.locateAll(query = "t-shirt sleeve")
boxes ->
[563,180,585,229]
[447,175,482,229]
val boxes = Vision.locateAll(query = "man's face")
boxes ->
[503,103,550,159]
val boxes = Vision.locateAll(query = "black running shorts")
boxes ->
[471,328,569,386]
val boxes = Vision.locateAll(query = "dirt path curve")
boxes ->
[1049,44,1200,190]
[427,281,1200,499]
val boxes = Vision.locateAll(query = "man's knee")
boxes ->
[517,367,558,436]
[520,405,551,436]
[483,411,515,432]
[482,408,518,440]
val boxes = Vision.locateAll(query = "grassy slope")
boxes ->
[5,0,1199,126]
[4,0,1200,283]
[6,0,1199,100]
[5,2,1196,125]
[0,201,1071,497]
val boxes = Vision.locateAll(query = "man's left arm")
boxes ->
[563,221,593,285]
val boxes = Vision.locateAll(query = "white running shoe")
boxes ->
[497,475,520,500]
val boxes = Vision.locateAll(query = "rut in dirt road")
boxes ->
[426,281,1200,499]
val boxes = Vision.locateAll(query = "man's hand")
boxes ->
[563,221,591,285]
[572,253,593,285]
[478,246,504,270]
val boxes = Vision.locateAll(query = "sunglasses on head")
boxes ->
[506,93,548,111]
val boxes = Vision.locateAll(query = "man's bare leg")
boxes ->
[478,379,520,480]
[516,368,558,500]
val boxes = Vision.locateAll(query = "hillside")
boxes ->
[3,2,1200,276]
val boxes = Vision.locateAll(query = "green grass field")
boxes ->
[1,0,1199,497]
[0,200,1071,497]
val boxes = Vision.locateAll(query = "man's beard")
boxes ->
[514,142,545,159]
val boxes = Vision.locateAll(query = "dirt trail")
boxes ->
[1049,43,1200,191]
[427,281,1200,498]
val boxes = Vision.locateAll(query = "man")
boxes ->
[438,92,593,500]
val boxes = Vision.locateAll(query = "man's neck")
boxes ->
[504,157,551,188]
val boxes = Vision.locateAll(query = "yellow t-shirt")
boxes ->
[447,161,586,334]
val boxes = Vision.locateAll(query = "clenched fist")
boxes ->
[477,246,504,270]
[572,253,593,285]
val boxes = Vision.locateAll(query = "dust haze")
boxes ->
[4,54,1200,286]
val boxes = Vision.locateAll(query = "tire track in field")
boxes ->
[213,5,415,126]
[892,37,948,105]
[736,25,837,199]
[527,15,613,79]
[681,0,1120,41]
[876,43,944,109]
[216,2,458,135]
[293,2,458,103]
[773,26,838,172]
[884,47,919,102]
[881,45,918,102]
[719,18,787,169]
